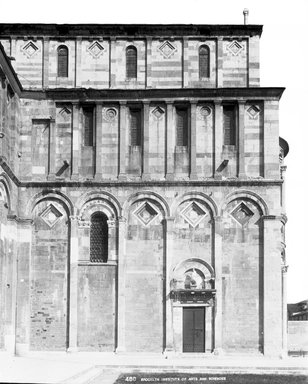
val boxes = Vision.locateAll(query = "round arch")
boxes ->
[171,191,218,218]
[123,190,170,218]
[220,189,269,216]
[0,174,12,211]
[27,190,74,217]
[77,191,121,219]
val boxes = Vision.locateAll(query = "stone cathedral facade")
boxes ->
[0,23,288,357]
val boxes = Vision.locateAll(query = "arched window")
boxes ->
[199,45,210,79]
[57,45,68,78]
[90,212,108,262]
[126,46,137,79]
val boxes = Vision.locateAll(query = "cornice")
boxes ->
[21,87,285,101]
[0,24,263,38]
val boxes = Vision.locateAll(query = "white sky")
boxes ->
[1,0,307,303]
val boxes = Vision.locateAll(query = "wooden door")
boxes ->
[183,307,205,352]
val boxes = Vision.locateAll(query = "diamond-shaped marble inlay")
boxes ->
[230,202,254,226]
[40,204,63,228]
[22,41,39,57]
[59,106,71,121]
[87,41,104,58]
[247,105,261,119]
[180,201,207,227]
[227,40,244,56]
[152,106,165,119]
[133,201,159,226]
[158,41,177,59]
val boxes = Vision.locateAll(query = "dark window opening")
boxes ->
[130,108,141,146]
[223,105,236,146]
[126,46,137,79]
[176,108,188,146]
[199,45,210,78]
[57,45,68,78]
[90,212,108,263]
[83,106,94,147]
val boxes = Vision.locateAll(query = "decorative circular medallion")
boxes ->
[199,106,212,117]
[103,108,117,122]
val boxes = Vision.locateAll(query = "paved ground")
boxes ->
[0,353,307,384]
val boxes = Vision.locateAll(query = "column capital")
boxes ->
[189,99,198,105]
[237,99,247,105]
[118,216,127,224]
[261,215,285,222]
[119,100,127,106]
[69,215,80,222]
[214,99,223,105]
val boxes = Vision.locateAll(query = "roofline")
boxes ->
[0,23,263,38]
[21,87,284,101]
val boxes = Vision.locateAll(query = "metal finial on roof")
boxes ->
[243,8,249,25]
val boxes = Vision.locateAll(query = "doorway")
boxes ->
[183,307,205,352]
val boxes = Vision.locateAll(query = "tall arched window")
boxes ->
[57,45,68,78]
[126,46,137,79]
[199,45,210,79]
[90,212,108,262]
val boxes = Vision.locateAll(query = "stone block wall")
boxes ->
[77,265,116,351]
[222,198,262,353]
[17,98,279,181]
[1,34,260,90]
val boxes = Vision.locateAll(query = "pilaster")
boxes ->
[116,217,126,352]
[75,37,82,88]
[42,37,49,89]
[110,37,116,88]
[118,101,127,180]
[68,215,79,352]
[146,37,152,88]
[238,100,246,178]
[189,101,197,180]
[142,101,150,180]
[214,100,223,179]
[216,38,223,87]
[71,103,80,180]
[182,37,189,88]
[213,215,223,354]
[262,215,283,357]
[95,103,103,180]
[164,217,175,354]
[47,118,56,180]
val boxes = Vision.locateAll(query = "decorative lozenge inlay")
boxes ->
[87,41,104,58]
[180,201,207,227]
[158,41,177,59]
[40,204,63,228]
[133,201,159,226]
[22,41,39,58]
[152,106,165,120]
[247,105,261,119]
[230,202,254,226]
[227,40,244,56]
